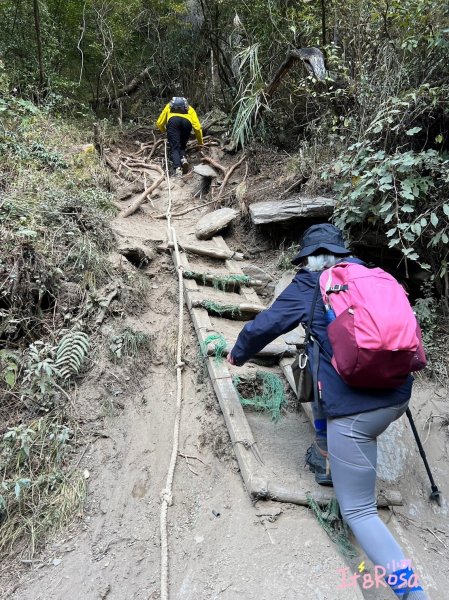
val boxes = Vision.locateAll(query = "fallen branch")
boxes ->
[153,198,218,219]
[158,242,244,261]
[95,66,152,107]
[178,452,208,466]
[218,154,246,199]
[179,453,198,476]
[201,156,227,177]
[126,160,164,176]
[104,151,120,172]
[183,270,263,289]
[266,48,326,99]
[192,299,265,316]
[148,138,165,161]
[201,155,246,199]
[95,288,119,326]
[280,176,307,199]
[120,175,165,217]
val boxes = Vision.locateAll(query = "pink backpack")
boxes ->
[319,262,426,388]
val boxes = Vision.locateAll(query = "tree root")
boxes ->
[201,154,247,198]
[120,174,165,218]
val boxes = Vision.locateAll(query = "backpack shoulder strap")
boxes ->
[303,277,321,345]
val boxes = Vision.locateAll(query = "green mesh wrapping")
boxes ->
[233,371,286,422]
[200,299,241,317]
[184,271,250,291]
[307,495,358,558]
[199,333,227,364]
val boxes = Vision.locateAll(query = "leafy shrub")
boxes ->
[332,145,449,278]
[0,417,85,558]
[109,327,153,361]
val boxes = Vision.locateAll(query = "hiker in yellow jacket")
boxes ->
[156,97,203,177]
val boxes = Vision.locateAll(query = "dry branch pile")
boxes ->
[104,131,249,217]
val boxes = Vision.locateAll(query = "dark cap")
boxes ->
[291,223,350,265]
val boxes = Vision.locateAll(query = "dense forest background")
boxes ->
[1,0,449,294]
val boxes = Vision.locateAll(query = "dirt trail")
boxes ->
[5,166,448,600]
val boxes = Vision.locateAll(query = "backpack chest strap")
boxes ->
[327,284,348,294]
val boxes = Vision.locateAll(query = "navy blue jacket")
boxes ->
[231,259,413,418]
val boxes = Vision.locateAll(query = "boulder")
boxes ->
[193,164,219,178]
[249,196,334,225]
[195,207,238,240]
[241,264,273,286]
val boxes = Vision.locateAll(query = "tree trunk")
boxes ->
[95,66,152,107]
[320,0,327,46]
[33,0,45,89]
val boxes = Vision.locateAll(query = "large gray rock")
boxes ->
[193,164,219,178]
[249,196,334,225]
[241,264,273,285]
[195,207,238,240]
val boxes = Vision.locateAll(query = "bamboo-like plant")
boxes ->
[231,44,270,147]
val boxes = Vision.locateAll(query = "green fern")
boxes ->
[55,331,89,379]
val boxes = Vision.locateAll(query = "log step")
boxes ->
[171,234,403,508]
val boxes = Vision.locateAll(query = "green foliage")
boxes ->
[0,100,115,557]
[231,44,270,147]
[0,416,85,558]
[22,342,60,403]
[109,327,153,361]
[0,351,20,389]
[56,331,90,379]
[332,145,449,273]
[278,243,300,271]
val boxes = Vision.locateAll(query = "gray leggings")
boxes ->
[327,402,409,571]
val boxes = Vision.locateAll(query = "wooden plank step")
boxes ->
[182,270,263,291]
[174,242,401,508]
[212,236,262,305]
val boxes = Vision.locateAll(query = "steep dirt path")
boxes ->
[5,170,448,600]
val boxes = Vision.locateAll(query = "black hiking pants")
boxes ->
[166,116,192,168]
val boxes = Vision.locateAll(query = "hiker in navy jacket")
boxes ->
[228,224,427,600]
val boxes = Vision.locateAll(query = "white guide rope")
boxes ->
[159,142,185,600]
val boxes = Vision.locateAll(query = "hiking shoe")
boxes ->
[174,167,182,177]
[180,157,189,174]
[305,442,333,487]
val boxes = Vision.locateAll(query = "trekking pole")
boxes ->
[405,408,441,505]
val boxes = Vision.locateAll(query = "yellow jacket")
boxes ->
[156,103,203,145]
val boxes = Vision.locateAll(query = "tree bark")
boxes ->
[95,66,152,107]
[249,196,335,225]
[33,0,45,89]
[120,175,165,218]
[265,48,326,99]
[320,0,327,46]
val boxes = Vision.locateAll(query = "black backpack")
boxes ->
[169,96,188,114]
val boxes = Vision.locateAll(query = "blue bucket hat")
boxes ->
[291,223,350,265]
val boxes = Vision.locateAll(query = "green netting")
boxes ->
[201,299,241,317]
[233,371,286,422]
[199,333,227,364]
[184,271,250,291]
[307,495,358,558]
